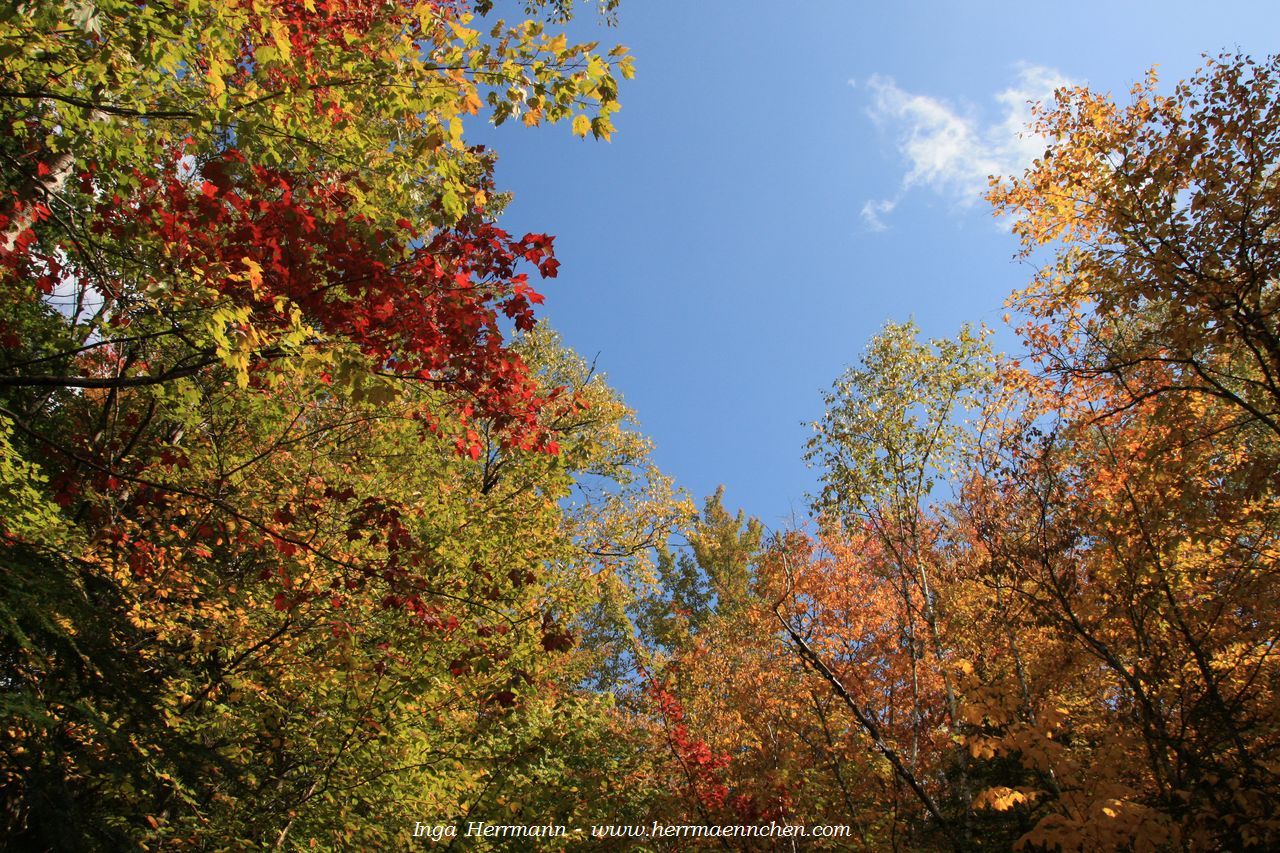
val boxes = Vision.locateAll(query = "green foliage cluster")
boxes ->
[0,0,680,848]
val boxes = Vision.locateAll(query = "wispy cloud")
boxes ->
[857,64,1074,230]
[859,198,896,232]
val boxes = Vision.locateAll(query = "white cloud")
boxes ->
[859,63,1074,229]
[859,197,896,232]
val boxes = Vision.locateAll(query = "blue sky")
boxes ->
[476,1,1280,529]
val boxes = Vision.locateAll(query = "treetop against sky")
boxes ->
[477,0,1280,527]
[4,1,1280,849]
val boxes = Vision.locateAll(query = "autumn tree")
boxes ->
[792,322,995,843]
[0,0,632,444]
[630,494,821,834]
[944,52,1280,851]
[0,0,663,846]
[991,53,1280,440]
[757,54,1280,852]
[624,49,1280,853]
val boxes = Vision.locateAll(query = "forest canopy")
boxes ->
[2,0,1279,849]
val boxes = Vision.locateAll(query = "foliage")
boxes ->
[7,4,1280,849]
[1,0,633,448]
[966,51,1280,852]
[763,53,1280,852]
[0,0,670,847]
[629,53,1280,853]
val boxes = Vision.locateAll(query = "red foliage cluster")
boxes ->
[95,150,559,448]
[0,189,59,350]
[650,682,731,811]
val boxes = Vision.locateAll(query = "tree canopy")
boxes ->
[3,4,1280,848]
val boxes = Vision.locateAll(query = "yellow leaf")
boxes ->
[572,114,590,137]
[242,257,264,295]
[208,63,226,100]
[269,20,292,62]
